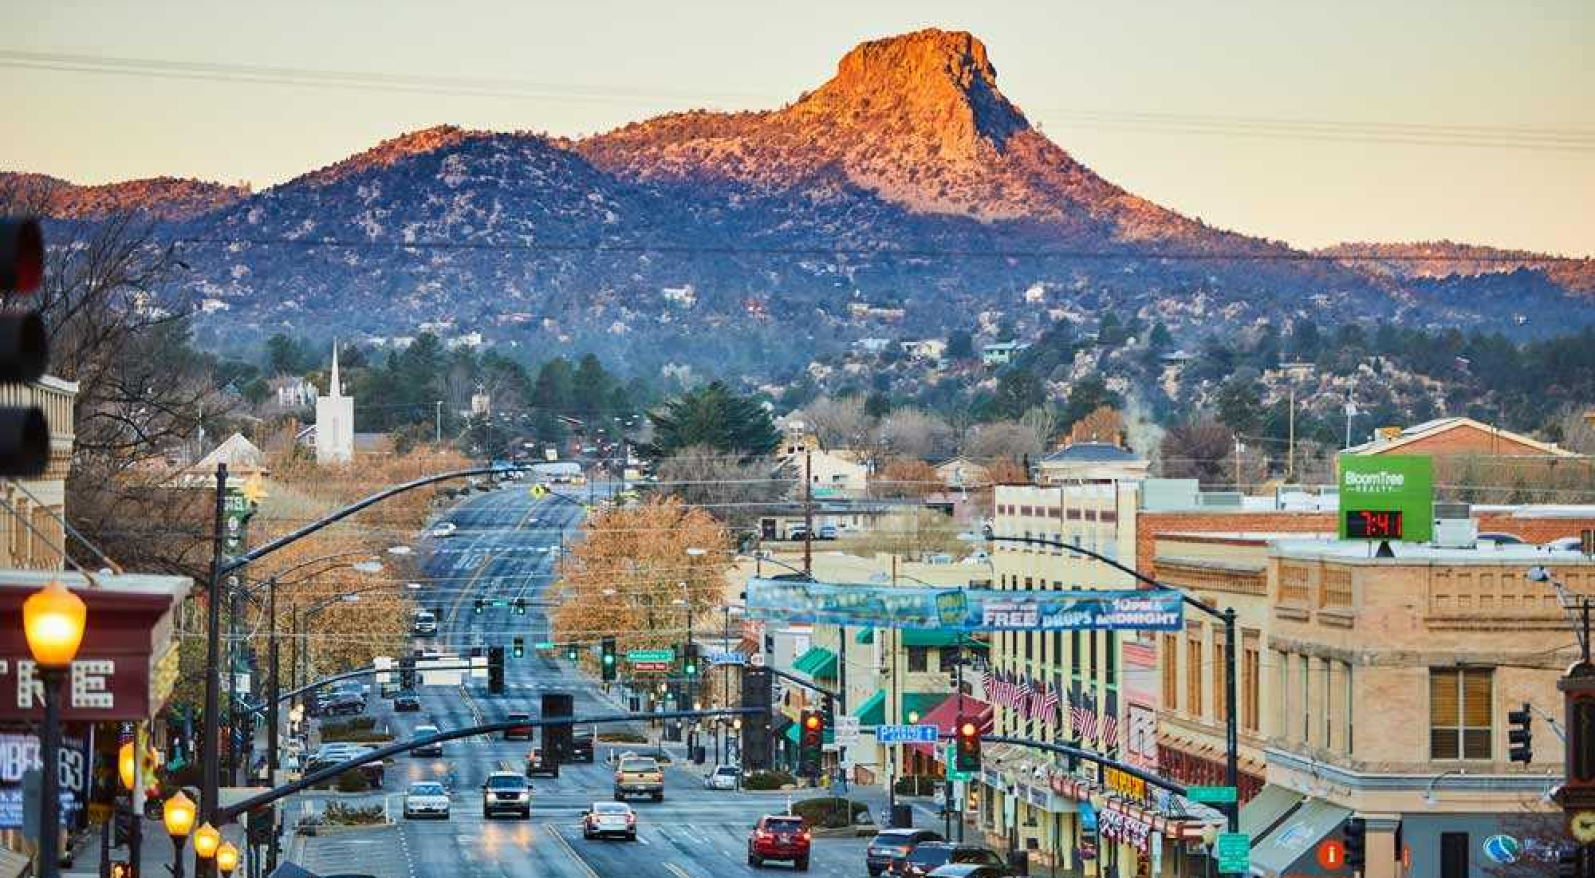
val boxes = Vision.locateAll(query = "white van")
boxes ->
[412,609,438,637]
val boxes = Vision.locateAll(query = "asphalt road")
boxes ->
[311,483,869,878]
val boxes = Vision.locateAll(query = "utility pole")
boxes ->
[1287,382,1296,482]
[200,463,228,877]
[888,554,899,820]
[264,576,281,874]
[435,400,442,446]
[803,450,813,577]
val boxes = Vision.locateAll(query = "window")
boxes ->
[1322,658,1333,748]
[1343,661,1354,754]
[1162,634,1180,712]
[1186,633,1203,719]
[1212,639,1228,723]
[1242,634,1260,734]
[1300,654,1311,742]
[1070,630,1082,680]
[1431,668,1493,760]
[939,649,958,674]
[908,647,929,673]
[1105,632,1118,688]
[1440,832,1470,878]
[1089,632,1099,679]
[1025,631,1034,663]
[1275,650,1290,736]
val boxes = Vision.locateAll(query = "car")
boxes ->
[525,747,559,778]
[926,866,1012,878]
[306,745,385,789]
[403,781,450,819]
[570,731,595,763]
[429,522,458,539]
[394,693,421,712]
[613,756,664,802]
[704,765,740,790]
[412,610,438,637]
[748,814,810,870]
[503,713,534,741]
[411,725,443,758]
[581,802,637,841]
[788,526,809,541]
[320,692,366,717]
[1478,531,1527,545]
[481,772,531,819]
[818,525,838,540]
[892,843,1008,878]
[867,829,945,876]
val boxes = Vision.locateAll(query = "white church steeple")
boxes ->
[315,339,355,464]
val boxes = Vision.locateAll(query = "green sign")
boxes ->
[944,743,971,782]
[534,641,555,650]
[1188,785,1237,805]
[1215,833,1250,874]
[627,649,675,663]
[1338,454,1434,543]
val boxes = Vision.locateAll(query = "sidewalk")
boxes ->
[68,815,249,878]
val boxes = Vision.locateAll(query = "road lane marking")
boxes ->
[543,822,601,878]
[664,862,695,878]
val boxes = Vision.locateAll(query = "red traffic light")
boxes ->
[0,219,42,294]
[804,714,822,731]
[959,721,978,738]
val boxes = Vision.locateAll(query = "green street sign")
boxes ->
[534,641,555,650]
[1188,785,1238,805]
[1215,833,1250,874]
[627,649,675,663]
[944,743,971,781]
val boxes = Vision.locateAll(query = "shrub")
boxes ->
[333,769,369,793]
[792,797,869,829]
[893,775,942,796]
[743,769,797,791]
[323,802,384,825]
[598,732,647,744]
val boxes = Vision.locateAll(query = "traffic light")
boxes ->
[542,693,573,764]
[473,597,485,614]
[399,656,416,690]
[1343,817,1366,870]
[112,805,136,846]
[798,709,824,778]
[601,637,617,682]
[955,719,982,773]
[0,219,48,477]
[741,667,772,771]
[110,862,135,878]
[512,637,525,659]
[487,646,505,694]
[1508,702,1533,764]
[566,645,578,663]
[513,597,527,615]
[683,643,699,679]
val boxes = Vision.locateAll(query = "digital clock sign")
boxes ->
[1345,510,1404,540]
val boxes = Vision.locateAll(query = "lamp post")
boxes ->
[193,821,221,875]
[214,841,239,877]
[163,791,196,878]
[23,580,87,878]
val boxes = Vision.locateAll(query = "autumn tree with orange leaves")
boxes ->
[552,498,731,681]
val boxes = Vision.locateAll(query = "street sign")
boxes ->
[834,716,860,748]
[627,649,675,664]
[534,641,556,650]
[707,651,746,666]
[1216,833,1251,874]
[876,724,939,744]
[945,743,971,781]
[632,661,669,672]
[1188,785,1238,805]
[1317,839,1345,870]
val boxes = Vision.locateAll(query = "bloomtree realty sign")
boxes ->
[1338,454,1434,543]
[0,573,189,721]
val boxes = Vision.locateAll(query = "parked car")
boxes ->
[581,802,637,841]
[481,772,531,819]
[818,525,838,540]
[411,725,443,758]
[403,781,450,820]
[525,747,559,778]
[892,843,1008,878]
[503,713,533,741]
[788,526,809,541]
[867,829,945,877]
[394,692,421,712]
[704,765,740,790]
[748,814,810,870]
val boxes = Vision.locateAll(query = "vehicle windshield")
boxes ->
[593,804,629,814]
[619,759,657,771]
[764,817,804,833]
[715,766,738,776]
[487,775,526,789]
[908,846,953,865]
[409,783,443,795]
[415,726,438,736]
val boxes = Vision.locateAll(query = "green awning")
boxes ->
[854,689,887,726]
[901,692,949,724]
[856,628,874,645]
[902,629,985,648]
[793,646,838,679]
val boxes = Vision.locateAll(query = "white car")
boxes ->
[582,802,637,840]
[403,781,450,819]
[429,522,458,538]
[704,765,740,791]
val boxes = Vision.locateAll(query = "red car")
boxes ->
[748,814,811,871]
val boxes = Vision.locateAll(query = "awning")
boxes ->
[902,629,983,648]
[901,692,950,725]
[856,628,875,645]
[1240,784,1306,838]
[908,693,993,756]
[793,646,837,679]
[854,689,887,726]
[1248,797,1351,878]
[0,847,29,878]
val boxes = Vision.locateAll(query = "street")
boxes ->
[322,484,869,878]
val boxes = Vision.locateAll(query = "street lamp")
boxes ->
[214,842,239,876]
[192,822,221,863]
[23,580,87,878]
[163,791,197,878]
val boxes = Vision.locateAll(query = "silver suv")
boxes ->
[481,771,531,819]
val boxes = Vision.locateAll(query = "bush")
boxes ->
[323,802,384,825]
[893,775,942,796]
[334,769,369,793]
[743,770,797,791]
[792,797,869,829]
[598,732,647,743]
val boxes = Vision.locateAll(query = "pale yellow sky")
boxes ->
[3,0,1592,255]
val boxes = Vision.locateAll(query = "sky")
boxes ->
[4,0,1592,255]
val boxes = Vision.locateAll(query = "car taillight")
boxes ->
[756,830,772,840]
[800,830,811,841]
[627,813,636,825]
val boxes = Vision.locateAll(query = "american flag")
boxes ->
[1070,703,1098,741]
[1036,683,1060,725]
[1100,714,1120,750]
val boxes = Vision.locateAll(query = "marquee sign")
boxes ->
[0,573,190,722]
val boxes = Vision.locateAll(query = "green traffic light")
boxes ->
[602,654,614,665]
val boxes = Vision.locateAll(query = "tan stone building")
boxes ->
[0,375,75,569]
[1242,540,1591,878]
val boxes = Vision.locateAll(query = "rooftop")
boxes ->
[1272,538,1595,565]
[1041,442,1142,463]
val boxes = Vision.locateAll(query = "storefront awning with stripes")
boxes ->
[854,689,887,727]
[792,646,837,679]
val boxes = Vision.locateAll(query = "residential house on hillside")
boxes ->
[1035,442,1151,484]
[1344,416,1575,459]
[981,341,1030,366]
[899,338,947,361]
[933,456,991,490]
[778,448,868,497]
